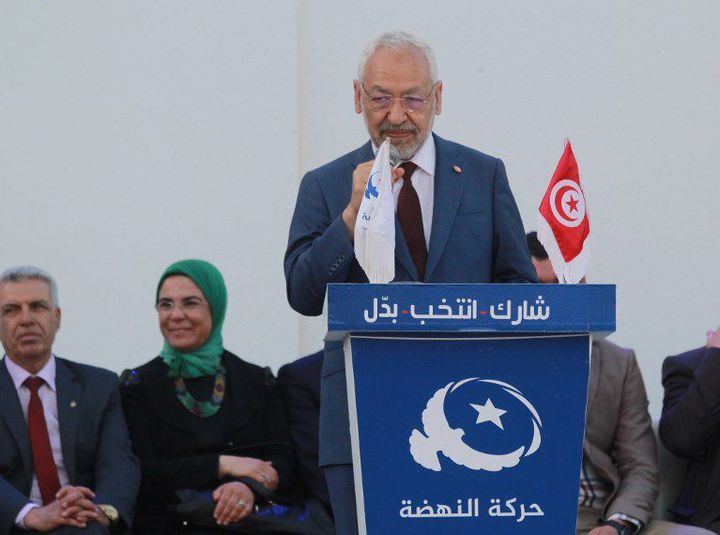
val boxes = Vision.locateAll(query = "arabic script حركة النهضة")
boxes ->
[399,497,544,522]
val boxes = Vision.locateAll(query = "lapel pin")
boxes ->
[453,165,462,174]
[69,401,77,408]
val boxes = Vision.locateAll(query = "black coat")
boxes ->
[277,351,330,512]
[660,346,720,530]
[120,351,293,533]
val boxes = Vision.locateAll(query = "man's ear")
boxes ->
[354,80,362,114]
[434,80,443,115]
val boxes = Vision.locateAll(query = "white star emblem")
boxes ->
[470,398,507,430]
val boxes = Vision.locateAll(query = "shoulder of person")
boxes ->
[278,350,323,381]
[592,338,636,362]
[303,142,372,179]
[665,345,712,372]
[223,350,277,387]
[119,356,165,388]
[591,340,641,386]
[56,356,119,384]
[434,134,501,168]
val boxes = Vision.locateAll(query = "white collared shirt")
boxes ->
[4,354,70,527]
[372,135,436,248]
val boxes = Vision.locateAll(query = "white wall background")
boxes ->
[1,1,718,418]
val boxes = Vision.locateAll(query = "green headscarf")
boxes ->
[157,259,227,378]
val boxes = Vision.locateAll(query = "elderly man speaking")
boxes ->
[284,31,536,534]
[0,267,139,534]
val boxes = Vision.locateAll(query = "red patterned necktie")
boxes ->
[24,376,61,505]
[397,162,428,280]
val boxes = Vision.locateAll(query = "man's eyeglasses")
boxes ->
[156,297,208,315]
[360,84,435,113]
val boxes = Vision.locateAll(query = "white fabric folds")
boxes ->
[354,139,396,283]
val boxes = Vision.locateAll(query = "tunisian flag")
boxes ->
[537,141,590,284]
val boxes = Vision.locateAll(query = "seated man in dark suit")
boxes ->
[0,266,140,534]
[277,350,331,515]
[660,327,720,533]
[528,233,706,535]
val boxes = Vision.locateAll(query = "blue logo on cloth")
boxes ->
[409,378,543,472]
[364,171,380,199]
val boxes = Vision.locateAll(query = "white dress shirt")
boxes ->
[4,355,70,528]
[372,135,436,249]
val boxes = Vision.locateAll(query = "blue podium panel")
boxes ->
[328,283,615,337]
[346,334,590,534]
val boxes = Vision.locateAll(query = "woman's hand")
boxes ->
[212,481,254,526]
[219,455,279,490]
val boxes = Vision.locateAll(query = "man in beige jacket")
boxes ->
[527,232,709,535]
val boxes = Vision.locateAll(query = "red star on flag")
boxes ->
[566,196,579,213]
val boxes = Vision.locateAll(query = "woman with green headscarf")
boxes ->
[120,260,295,533]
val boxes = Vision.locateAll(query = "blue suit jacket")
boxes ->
[0,357,140,534]
[284,134,536,465]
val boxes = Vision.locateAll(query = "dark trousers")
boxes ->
[11,524,109,535]
[324,464,358,535]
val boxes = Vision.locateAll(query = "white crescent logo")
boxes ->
[409,378,542,472]
[549,179,586,228]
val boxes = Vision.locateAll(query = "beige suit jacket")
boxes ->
[583,339,659,525]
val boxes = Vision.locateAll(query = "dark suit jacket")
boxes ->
[277,351,330,512]
[120,351,294,533]
[0,356,140,535]
[284,134,536,466]
[584,340,658,524]
[660,346,720,530]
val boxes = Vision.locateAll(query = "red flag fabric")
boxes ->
[537,141,590,284]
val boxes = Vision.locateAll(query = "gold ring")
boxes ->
[236,500,246,508]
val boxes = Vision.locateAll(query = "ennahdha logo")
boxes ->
[409,378,542,472]
[363,171,380,199]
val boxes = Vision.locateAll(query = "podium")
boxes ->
[327,283,615,534]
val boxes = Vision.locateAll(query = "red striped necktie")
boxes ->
[24,376,61,505]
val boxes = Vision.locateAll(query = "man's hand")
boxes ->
[706,326,720,349]
[219,455,278,490]
[342,160,406,240]
[23,499,95,532]
[212,481,254,526]
[56,485,97,521]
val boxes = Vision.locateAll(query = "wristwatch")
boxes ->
[603,519,629,535]
[97,504,120,526]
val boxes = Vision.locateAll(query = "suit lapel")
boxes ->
[394,217,418,280]
[56,358,81,483]
[351,141,374,168]
[224,356,261,432]
[425,134,463,281]
[0,359,33,484]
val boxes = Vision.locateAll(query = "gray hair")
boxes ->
[357,31,438,84]
[0,265,59,307]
